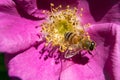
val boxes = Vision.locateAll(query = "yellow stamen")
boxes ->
[80,8,84,11]
[50,3,54,7]
[41,4,91,53]
[80,13,83,17]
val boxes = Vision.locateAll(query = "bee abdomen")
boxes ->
[64,32,73,41]
[64,32,76,44]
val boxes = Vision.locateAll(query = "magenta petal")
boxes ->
[101,1,120,24]
[7,47,61,80]
[60,64,105,80]
[87,0,119,22]
[37,0,78,9]
[77,0,95,24]
[0,13,43,53]
[0,0,19,16]
[87,0,120,23]
[88,23,120,80]
[6,23,120,80]
[13,0,79,19]
[13,0,47,19]
[60,23,120,80]
[78,0,120,24]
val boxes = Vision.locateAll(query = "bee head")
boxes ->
[89,41,95,51]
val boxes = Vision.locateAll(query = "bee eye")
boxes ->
[89,42,95,51]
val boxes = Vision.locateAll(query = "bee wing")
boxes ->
[64,51,78,59]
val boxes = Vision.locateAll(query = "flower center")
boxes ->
[40,3,95,60]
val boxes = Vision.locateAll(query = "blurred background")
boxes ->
[0,54,9,80]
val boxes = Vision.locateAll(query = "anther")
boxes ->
[50,3,54,7]
[41,4,95,60]
[80,8,84,11]
[59,5,62,8]
[67,5,70,8]
[80,13,83,17]
[42,10,46,13]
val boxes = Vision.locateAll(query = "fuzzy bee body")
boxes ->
[64,32,95,58]
[64,32,82,44]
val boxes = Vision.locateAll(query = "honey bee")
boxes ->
[64,32,95,59]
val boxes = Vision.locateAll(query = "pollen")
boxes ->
[41,3,90,53]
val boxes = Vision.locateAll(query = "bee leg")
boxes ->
[88,51,93,55]
[81,51,87,56]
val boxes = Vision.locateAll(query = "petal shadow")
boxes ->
[87,0,119,21]
[37,0,78,10]
[10,76,22,80]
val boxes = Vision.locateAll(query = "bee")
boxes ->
[64,32,95,59]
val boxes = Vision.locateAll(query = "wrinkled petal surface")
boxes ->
[77,0,95,24]
[87,0,120,22]
[61,23,120,80]
[13,0,46,19]
[12,0,95,23]
[0,0,45,54]
[6,23,120,80]
[0,0,95,54]
[0,12,43,53]
[0,0,20,16]
[6,44,61,80]
[100,1,120,24]
[12,0,78,19]
[1,0,120,80]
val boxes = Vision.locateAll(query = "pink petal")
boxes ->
[13,0,47,19]
[101,1,120,24]
[77,0,95,24]
[36,0,78,9]
[6,46,61,80]
[60,63,105,80]
[88,23,120,80]
[0,0,19,16]
[13,0,86,19]
[60,23,120,80]
[6,23,120,80]
[87,0,120,23]
[37,0,95,23]
[0,12,43,53]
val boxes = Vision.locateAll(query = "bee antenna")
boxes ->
[92,48,99,58]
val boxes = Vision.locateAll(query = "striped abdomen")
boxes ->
[64,32,80,44]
